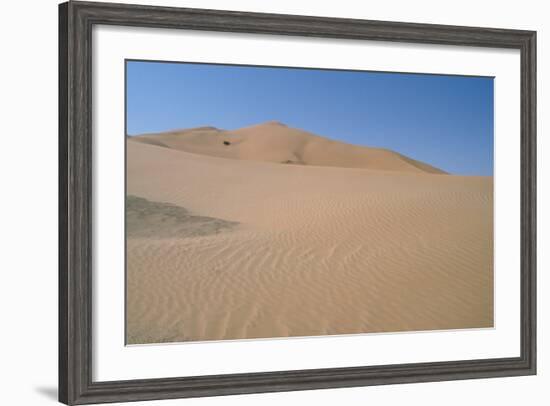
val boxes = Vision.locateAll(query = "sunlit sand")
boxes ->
[126,122,493,344]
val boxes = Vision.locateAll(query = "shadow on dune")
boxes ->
[126,195,238,239]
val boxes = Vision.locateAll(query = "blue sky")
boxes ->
[126,60,494,176]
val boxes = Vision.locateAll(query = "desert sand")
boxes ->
[126,122,493,344]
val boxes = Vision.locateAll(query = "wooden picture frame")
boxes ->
[59,1,536,404]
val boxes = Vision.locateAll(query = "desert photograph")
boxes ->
[125,61,494,345]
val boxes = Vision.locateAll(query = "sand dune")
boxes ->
[126,126,492,344]
[131,121,446,174]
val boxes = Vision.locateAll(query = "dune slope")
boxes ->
[131,121,446,174]
[126,138,493,344]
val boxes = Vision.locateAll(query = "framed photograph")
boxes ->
[59,1,536,404]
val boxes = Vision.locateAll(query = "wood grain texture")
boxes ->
[58,2,69,404]
[58,1,537,404]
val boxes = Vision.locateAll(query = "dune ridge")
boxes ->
[130,121,446,174]
[126,135,493,344]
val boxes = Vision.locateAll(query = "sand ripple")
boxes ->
[126,139,493,344]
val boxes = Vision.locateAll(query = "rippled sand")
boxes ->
[126,123,493,344]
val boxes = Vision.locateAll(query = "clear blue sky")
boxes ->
[126,60,494,176]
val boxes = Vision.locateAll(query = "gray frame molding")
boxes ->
[59,1,536,404]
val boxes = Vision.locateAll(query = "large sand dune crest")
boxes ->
[131,121,446,174]
[126,135,493,344]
